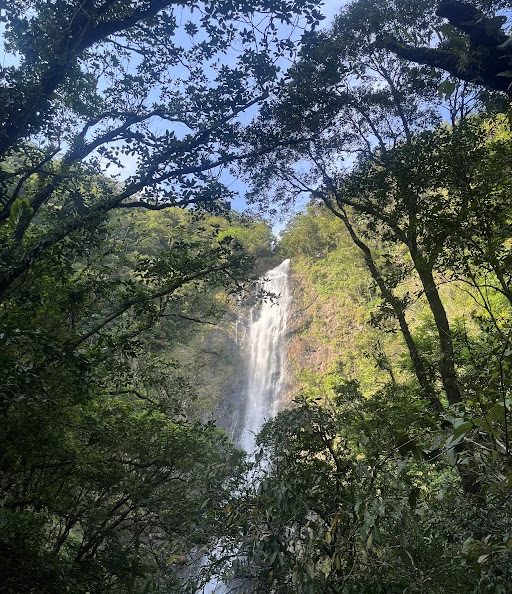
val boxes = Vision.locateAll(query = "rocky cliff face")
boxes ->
[184,312,247,438]
[283,257,393,401]
[208,315,249,443]
[282,268,340,403]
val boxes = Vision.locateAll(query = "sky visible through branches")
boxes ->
[0,1,344,233]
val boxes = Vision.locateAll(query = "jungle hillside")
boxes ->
[1,1,512,593]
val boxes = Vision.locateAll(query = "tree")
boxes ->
[228,389,487,593]
[0,0,322,297]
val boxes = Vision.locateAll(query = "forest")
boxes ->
[1,0,512,592]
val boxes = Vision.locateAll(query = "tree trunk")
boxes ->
[333,207,442,412]
[414,261,462,406]
[414,260,485,492]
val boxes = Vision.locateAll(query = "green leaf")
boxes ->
[366,532,374,550]
[487,402,506,422]
[453,421,473,438]
[306,560,316,578]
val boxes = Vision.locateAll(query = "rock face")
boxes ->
[197,317,247,440]
[283,267,341,403]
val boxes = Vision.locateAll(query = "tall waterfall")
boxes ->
[239,258,291,452]
[202,259,291,594]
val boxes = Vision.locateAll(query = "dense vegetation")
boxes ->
[1,0,512,592]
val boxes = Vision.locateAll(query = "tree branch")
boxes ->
[69,265,227,349]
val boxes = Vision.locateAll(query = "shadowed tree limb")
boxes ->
[380,0,512,95]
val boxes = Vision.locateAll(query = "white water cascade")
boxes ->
[202,259,292,594]
[239,258,292,452]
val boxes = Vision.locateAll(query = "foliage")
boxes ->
[0,0,322,295]
[0,202,273,592]
[3,0,512,592]
[230,386,512,593]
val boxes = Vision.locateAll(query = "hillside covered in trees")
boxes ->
[1,0,512,592]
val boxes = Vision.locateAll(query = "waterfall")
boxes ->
[201,259,291,594]
[239,259,291,452]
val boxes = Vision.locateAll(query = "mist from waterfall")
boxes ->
[202,259,291,594]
